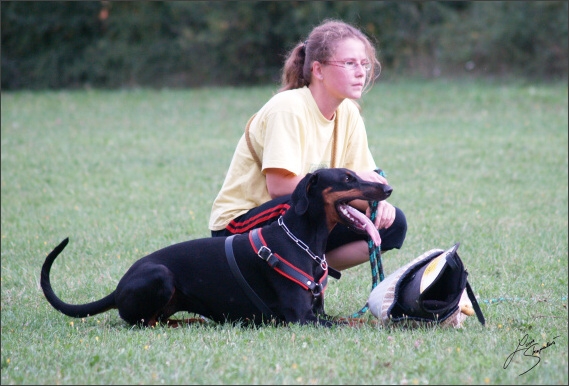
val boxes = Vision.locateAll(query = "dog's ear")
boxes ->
[292,172,318,215]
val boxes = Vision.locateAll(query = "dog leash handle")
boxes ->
[349,169,385,318]
[465,281,486,326]
[370,168,386,283]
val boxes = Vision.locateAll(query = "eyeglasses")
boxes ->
[323,60,372,72]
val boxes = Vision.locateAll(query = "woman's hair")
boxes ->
[279,19,381,93]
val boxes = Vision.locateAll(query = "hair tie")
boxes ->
[300,40,308,56]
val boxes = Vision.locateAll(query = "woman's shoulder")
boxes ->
[338,99,363,126]
[261,87,309,113]
[339,98,362,114]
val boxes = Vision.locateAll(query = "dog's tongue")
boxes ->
[345,205,381,247]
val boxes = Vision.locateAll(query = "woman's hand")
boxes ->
[368,200,396,229]
[357,170,394,229]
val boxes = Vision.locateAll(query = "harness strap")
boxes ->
[249,228,327,296]
[224,235,273,317]
[328,266,342,280]
[465,280,486,326]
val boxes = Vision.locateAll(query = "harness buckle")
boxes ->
[311,283,322,297]
[257,245,279,268]
[257,245,272,261]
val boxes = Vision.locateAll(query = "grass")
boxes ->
[1,78,567,385]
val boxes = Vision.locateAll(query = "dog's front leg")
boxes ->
[280,299,335,327]
[302,313,336,327]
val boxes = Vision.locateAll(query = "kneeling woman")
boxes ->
[208,19,407,272]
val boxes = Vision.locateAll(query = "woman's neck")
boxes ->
[308,84,342,120]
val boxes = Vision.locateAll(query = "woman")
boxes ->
[209,19,406,271]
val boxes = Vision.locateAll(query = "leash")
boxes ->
[481,296,567,304]
[350,169,386,318]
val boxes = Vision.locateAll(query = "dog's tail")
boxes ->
[40,238,117,319]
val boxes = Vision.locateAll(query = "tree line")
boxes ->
[1,1,567,90]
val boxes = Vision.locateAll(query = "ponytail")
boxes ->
[279,42,309,92]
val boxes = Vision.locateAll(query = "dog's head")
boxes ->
[291,168,392,242]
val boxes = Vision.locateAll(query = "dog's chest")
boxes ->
[233,232,327,292]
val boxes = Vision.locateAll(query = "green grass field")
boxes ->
[1,79,567,384]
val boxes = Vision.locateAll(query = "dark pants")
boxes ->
[211,195,407,253]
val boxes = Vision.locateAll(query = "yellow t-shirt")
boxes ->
[208,86,377,231]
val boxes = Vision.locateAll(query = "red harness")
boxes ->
[248,228,328,296]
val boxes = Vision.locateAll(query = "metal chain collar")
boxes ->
[277,216,328,270]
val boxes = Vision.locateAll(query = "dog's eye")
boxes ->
[344,174,354,183]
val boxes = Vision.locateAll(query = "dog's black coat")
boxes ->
[41,168,392,327]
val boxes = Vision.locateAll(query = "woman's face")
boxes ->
[319,38,369,101]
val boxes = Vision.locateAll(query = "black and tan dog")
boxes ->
[41,168,392,327]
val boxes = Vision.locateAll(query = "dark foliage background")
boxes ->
[1,1,567,90]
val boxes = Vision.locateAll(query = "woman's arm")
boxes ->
[265,168,304,199]
[266,167,394,229]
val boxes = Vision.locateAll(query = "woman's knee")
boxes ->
[379,207,407,251]
[393,207,407,234]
